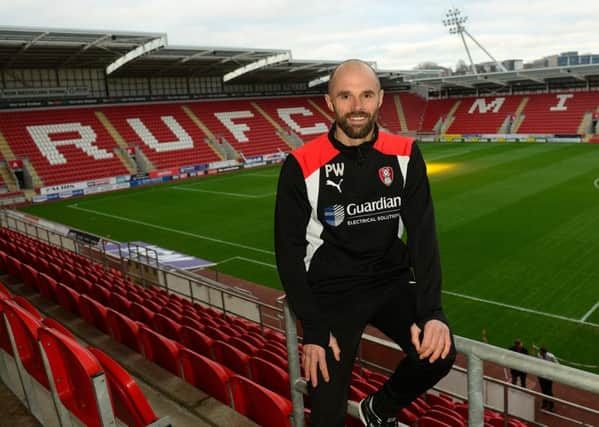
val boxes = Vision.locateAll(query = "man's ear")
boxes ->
[378,89,384,108]
[325,94,334,113]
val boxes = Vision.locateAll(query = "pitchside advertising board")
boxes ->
[32,152,287,203]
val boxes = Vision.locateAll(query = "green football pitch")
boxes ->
[20,142,599,372]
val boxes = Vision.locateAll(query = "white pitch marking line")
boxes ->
[218,256,278,269]
[66,205,275,256]
[171,186,275,198]
[443,290,598,328]
[580,300,599,322]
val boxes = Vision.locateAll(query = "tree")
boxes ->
[454,59,469,75]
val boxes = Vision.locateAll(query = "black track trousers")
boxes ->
[308,281,456,427]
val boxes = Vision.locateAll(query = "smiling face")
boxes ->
[325,60,384,146]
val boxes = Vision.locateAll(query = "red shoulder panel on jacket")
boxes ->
[373,131,414,156]
[291,133,339,178]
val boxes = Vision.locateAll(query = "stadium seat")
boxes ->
[138,325,182,376]
[212,340,251,377]
[424,408,466,427]
[427,392,456,409]
[20,264,39,291]
[106,309,142,352]
[110,292,133,314]
[418,416,453,427]
[229,374,292,427]
[88,347,166,427]
[249,356,290,399]
[55,282,81,315]
[130,302,155,327]
[1,299,49,387]
[6,255,23,281]
[38,326,115,427]
[90,283,111,306]
[152,313,183,342]
[12,296,43,320]
[179,348,233,405]
[179,325,214,358]
[79,294,110,333]
[256,347,288,370]
[204,325,232,342]
[228,336,259,355]
[41,318,76,340]
[37,272,58,302]
[0,281,12,298]
[351,378,378,396]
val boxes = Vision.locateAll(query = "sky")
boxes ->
[2,0,598,71]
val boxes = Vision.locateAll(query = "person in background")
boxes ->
[537,347,558,411]
[509,339,529,387]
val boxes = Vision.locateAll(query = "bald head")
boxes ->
[328,59,381,95]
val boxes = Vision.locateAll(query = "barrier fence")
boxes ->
[3,209,599,427]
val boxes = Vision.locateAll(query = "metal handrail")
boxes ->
[281,297,599,427]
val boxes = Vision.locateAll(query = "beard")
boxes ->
[335,110,378,139]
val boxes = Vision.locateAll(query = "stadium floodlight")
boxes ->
[443,8,507,74]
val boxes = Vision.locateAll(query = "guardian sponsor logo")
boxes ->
[324,204,345,227]
[347,196,401,216]
[323,196,401,227]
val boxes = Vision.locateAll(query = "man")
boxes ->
[537,347,558,411]
[509,339,529,387]
[275,59,455,427]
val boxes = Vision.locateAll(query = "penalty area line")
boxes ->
[580,300,599,322]
[443,290,598,328]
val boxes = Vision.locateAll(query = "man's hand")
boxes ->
[302,334,341,387]
[410,320,451,363]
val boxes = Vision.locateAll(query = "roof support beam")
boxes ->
[59,34,112,68]
[106,35,167,75]
[223,51,291,82]
[3,31,48,69]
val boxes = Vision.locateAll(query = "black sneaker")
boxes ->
[358,394,400,426]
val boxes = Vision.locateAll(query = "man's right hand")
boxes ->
[302,334,340,387]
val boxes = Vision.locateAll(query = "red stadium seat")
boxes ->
[79,294,110,333]
[12,296,43,320]
[42,318,76,340]
[179,326,214,358]
[90,283,111,306]
[138,325,182,376]
[37,272,58,302]
[130,302,155,327]
[229,375,292,427]
[5,255,23,281]
[212,340,251,377]
[425,408,466,427]
[427,392,456,409]
[88,347,162,427]
[55,282,81,315]
[106,309,142,352]
[256,347,288,370]
[228,336,259,355]
[249,356,290,399]
[180,316,206,332]
[110,292,133,314]
[20,264,39,291]
[204,325,231,342]
[38,326,114,427]
[0,281,12,298]
[418,416,453,427]
[179,348,233,405]
[1,299,49,387]
[152,313,182,342]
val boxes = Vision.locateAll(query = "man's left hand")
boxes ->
[410,320,451,363]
